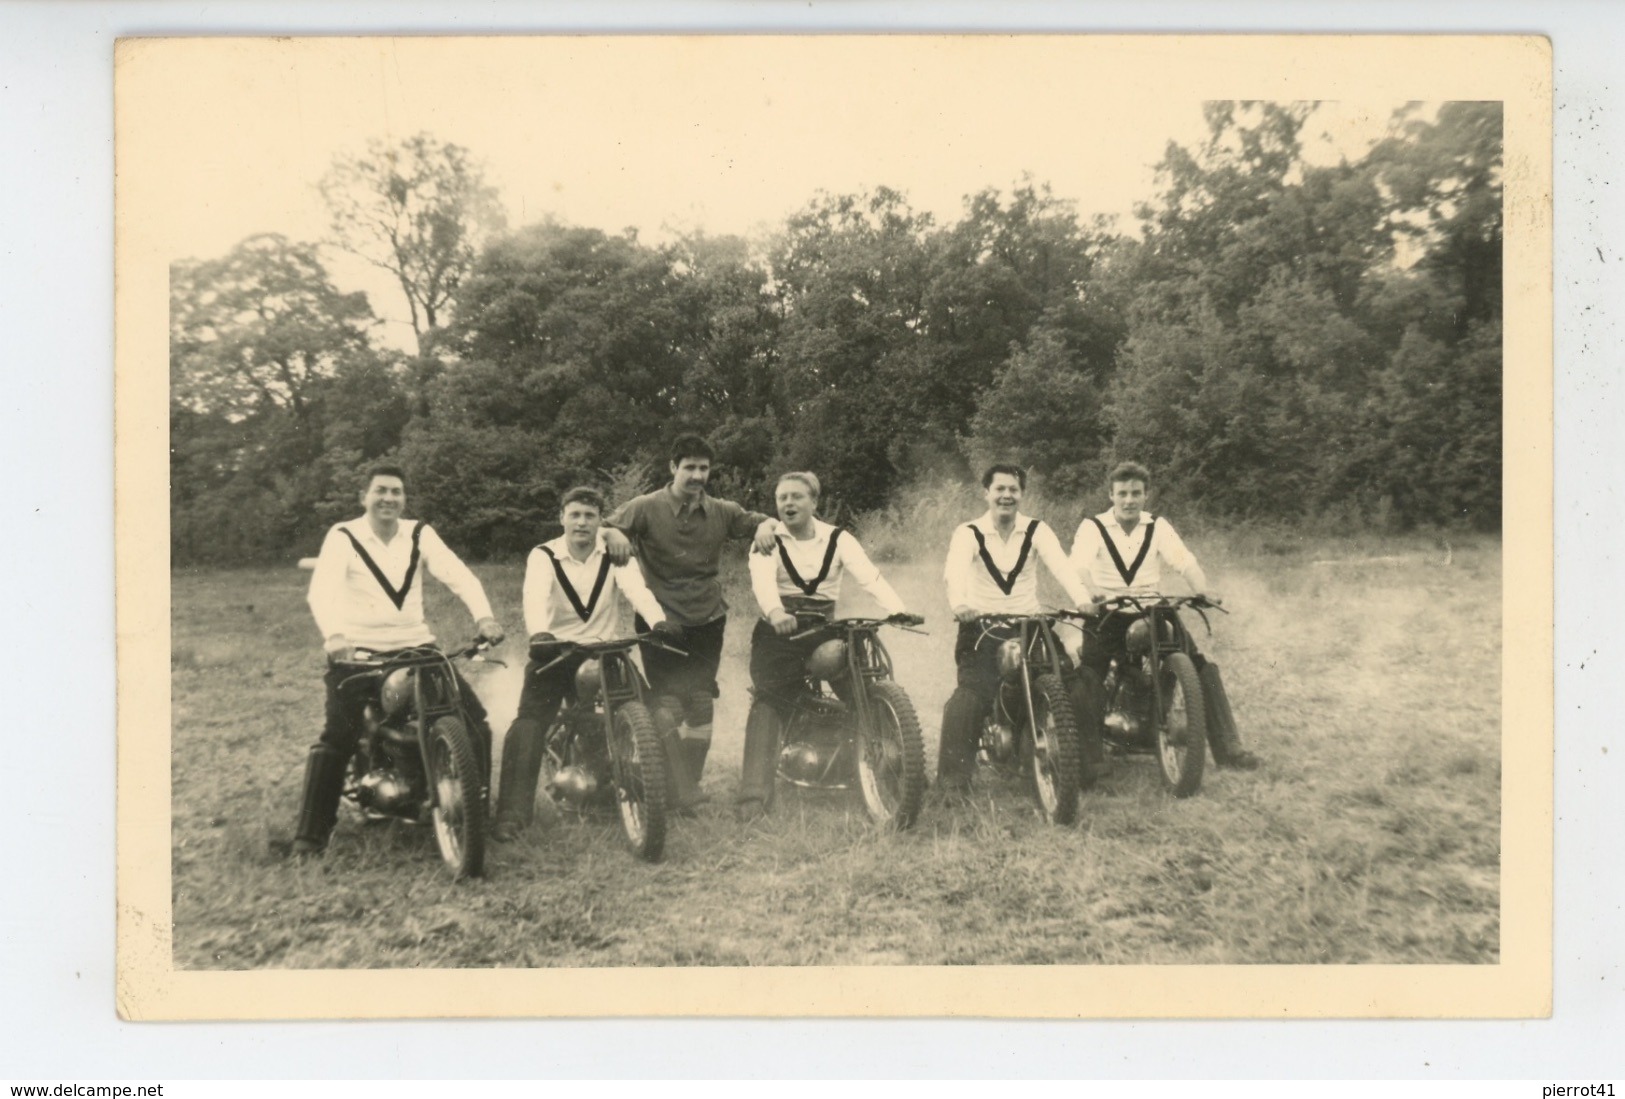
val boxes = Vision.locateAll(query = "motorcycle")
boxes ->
[973,611,1087,825]
[338,639,502,881]
[763,596,929,830]
[531,631,684,862]
[1088,593,1223,797]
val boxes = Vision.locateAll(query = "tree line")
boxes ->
[170,102,1503,564]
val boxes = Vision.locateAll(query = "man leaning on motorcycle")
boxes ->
[936,462,1104,799]
[1068,460,1260,770]
[285,462,506,858]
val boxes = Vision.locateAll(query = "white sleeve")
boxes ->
[419,524,494,623]
[522,549,558,637]
[611,558,666,627]
[749,545,785,618]
[1069,518,1101,577]
[840,535,906,615]
[306,528,351,640]
[1036,522,1095,606]
[943,525,976,610]
[1155,520,1201,585]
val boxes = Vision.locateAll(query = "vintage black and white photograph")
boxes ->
[116,34,1551,1017]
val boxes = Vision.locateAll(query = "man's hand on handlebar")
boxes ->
[652,618,684,642]
[952,604,979,624]
[324,634,354,664]
[768,608,798,636]
[888,612,926,628]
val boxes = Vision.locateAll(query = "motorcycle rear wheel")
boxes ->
[612,700,667,862]
[855,681,926,830]
[428,716,486,880]
[1155,652,1207,797]
[1029,674,1082,825]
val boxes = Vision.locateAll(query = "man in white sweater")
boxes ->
[291,464,506,856]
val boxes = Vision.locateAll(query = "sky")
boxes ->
[130,37,1417,349]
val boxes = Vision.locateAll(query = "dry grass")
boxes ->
[168,525,1500,969]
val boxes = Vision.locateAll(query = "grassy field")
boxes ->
[169,527,1500,968]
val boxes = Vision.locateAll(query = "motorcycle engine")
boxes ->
[980,715,1017,763]
[779,741,835,784]
[552,765,599,806]
[356,768,414,814]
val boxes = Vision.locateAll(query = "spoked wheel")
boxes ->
[855,681,926,830]
[611,700,667,862]
[1028,674,1082,825]
[427,716,486,880]
[1155,652,1207,797]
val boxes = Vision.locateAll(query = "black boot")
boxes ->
[933,689,981,798]
[683,731,712,787]
[662,729,709,816]
[1201,662,1261,770]
[290,745,346,857]
[736,700,781,818]
[492,720,545,841]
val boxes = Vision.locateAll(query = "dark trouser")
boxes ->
[637,615,726,789]
[296,652,493,849]
[738,619,825,805]
[936,621,1009,789]
[636,614,726,734]
[493,653,583,830]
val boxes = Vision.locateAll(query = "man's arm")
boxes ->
[748,544,796,634]
[419,525,502,640]
[307,527,353,658]
[1036,522,1100,608]
[1157,520,1210,596]
[722,499,778,555]
[611,558,667,629]
[601,498,643,566]
[840,535,908,616]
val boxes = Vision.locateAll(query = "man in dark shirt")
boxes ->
[603,434,776,794]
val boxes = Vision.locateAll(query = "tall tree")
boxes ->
[319,132,507,351]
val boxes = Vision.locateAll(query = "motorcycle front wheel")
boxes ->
[1155,652,1207,797]
[428,715,486,880]
[611,700,667,862]
[855,681,926,830]
[1029,674,1082,825]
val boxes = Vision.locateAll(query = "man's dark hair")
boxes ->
[559,485,606,515]
[364,462,407,490]
[981,462,1027,491]
[1107,461,1152,490]
[669,433,715,466]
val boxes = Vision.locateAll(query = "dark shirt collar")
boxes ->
[664,484,709,514]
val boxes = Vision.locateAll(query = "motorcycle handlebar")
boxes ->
[529,631,689,670]
[786,612,927,642]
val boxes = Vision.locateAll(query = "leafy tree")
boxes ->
[319,132,507,351]
[169,235,407,563]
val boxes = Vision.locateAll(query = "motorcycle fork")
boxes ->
[842,626,884,776]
